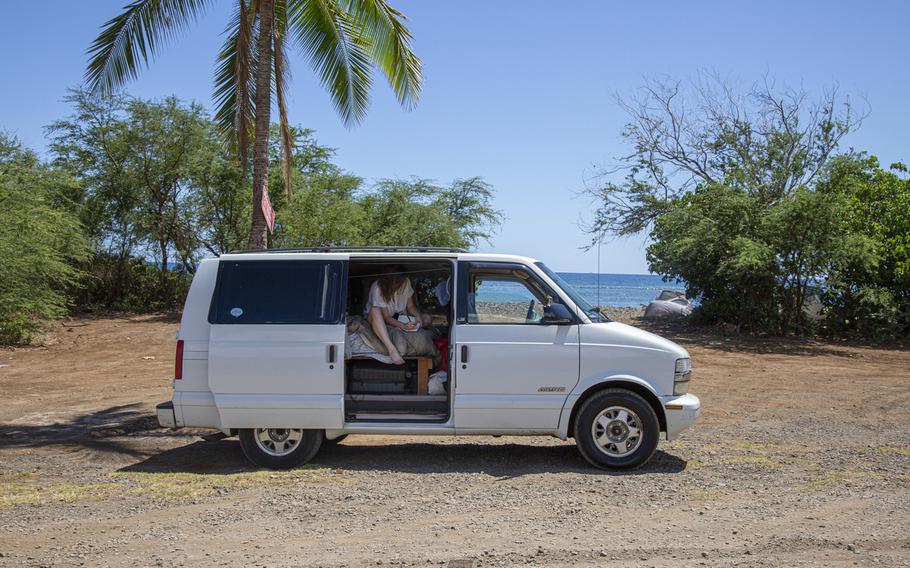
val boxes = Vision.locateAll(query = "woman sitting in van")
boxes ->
[366,267,425,365]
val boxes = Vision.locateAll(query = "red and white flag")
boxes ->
[261,188,275,234]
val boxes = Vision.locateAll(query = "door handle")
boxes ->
[327,344,336,364]
[461,345,469,363]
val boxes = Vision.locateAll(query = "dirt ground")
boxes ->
[0,313,908,567]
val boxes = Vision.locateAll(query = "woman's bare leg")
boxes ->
[368,308,405,365]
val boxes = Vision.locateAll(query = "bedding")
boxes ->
[344,315,440,365]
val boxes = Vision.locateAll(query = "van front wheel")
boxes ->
[574,389,659,469]
[239,428,323,469]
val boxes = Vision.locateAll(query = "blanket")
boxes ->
[345,315,440,365]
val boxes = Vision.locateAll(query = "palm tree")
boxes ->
[86,0,421,249]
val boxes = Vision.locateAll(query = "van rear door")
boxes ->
[207,254,347,429]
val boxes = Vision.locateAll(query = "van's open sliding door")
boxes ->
[207,254,348,429]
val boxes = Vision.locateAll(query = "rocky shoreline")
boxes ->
[596,305,643,322]
[470,302,643,323]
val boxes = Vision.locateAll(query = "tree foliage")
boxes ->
[586,74,910,337]
[86,0,423,249]
[0,134,88,343]
[274,176,502,250]
[818,155,910,337]
[649,184,873,333]
[587,73,861,238]
[31,93,500,328]
[49,90,221,308]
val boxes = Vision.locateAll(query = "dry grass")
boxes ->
[716,454,785,468]
[701,439,821,470]
[875,446,910,457]
[111,468,347,500]
[688,488,728,501]
[797,468,879,492]
[0,480,120,509]
[0,468,347,509]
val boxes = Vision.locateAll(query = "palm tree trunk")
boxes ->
[248,0,275,250]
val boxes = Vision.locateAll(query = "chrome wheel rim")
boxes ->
[254,428,303,456]
[592,406,643,457]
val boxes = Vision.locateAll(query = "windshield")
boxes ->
[535,262,608,323]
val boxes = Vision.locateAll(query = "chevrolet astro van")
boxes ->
[156,247,700,469]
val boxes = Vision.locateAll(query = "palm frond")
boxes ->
[274,0,294,198]
[341,0,421,109]
[86,0,213,94]
[213,0,258,169]
[287,0,373,126]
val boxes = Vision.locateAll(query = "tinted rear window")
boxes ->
[210,260,344,324]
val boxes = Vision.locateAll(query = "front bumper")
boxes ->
[660,393,700,440]
[156,401,177,429]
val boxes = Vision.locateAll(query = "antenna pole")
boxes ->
[596,236,602,309]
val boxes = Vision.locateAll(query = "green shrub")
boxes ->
[0,134,88,344]
[819,156,910,338]
[648,184,874,335]
[76,254,192,312]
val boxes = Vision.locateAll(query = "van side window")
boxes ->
[210,260,344,324]
[466,270,553,325]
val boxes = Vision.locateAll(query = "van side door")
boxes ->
[207,255,347,429]
[453,261,580,431]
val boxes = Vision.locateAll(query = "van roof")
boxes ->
[229,246,466,254]
[218,247,539,265]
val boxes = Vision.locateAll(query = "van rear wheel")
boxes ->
[239,428,323,469]
[574,389,659,469]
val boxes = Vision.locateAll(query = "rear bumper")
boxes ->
[660,393,700,440]
[156,401,177,429]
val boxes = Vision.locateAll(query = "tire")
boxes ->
[323,434,348,445]
[573,388,659,469]
[238,428,323,470]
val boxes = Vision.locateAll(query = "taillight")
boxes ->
[175,340,184,380]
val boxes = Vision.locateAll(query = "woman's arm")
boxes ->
[380,306,408,329]
[405,294,425,329]
[406,294,421,319]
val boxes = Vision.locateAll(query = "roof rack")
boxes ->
[226,246,467,255]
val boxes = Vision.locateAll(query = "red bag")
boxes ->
[433,338,449,371]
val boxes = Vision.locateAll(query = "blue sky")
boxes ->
[3,1,908,273]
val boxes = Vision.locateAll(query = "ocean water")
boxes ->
[557,273,680,308]
[478,273,680,307]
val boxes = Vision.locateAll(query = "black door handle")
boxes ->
[461,345,469,363]
[327,344,336,363]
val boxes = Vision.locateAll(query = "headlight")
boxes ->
[674,357,691,395]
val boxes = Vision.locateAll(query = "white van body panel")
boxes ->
[173,258,219,428]
[579,322,688,396]
[173,390,220,428]
[163,251,700,444]
[208,325,345,428]
[554,322,692,439]
[205,252,348,430]
[453,323,579,431]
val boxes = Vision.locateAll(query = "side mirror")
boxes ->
[542,303,574,324]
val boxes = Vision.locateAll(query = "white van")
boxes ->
[156,247,700,469]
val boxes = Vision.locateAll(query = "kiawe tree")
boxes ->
[86,0,422,249]
[0,133,88,343]
[585,73,878,334]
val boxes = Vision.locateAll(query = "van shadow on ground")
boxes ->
[2,405,688,476]
[0,404,161,458]
[120,437,689,477]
